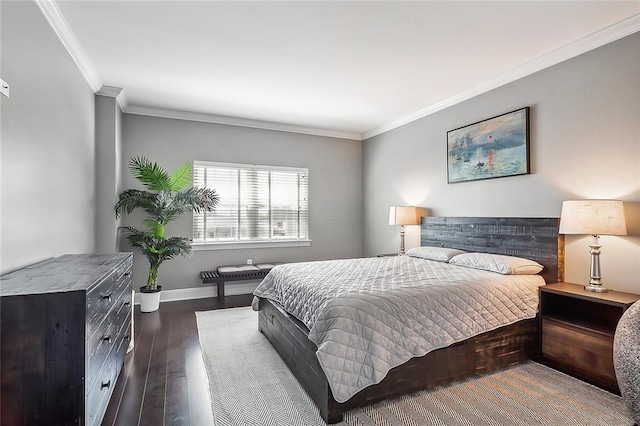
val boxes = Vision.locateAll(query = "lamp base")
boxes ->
[584,284,609,293]
[585,237,608,293]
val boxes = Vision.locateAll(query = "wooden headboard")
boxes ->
[420,217,564,284]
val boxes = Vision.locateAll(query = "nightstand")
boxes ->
[377,253,398,257]
[539,282,640,394]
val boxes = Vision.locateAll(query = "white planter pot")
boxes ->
[139,286,162,313]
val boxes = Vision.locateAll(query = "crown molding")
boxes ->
[96,85,122,98]
[33,1,638,142]
[96,85,128,111]
[32,0,354,139]
[34,0,102,92]
[362,13,640,140]
[124,104,363,141]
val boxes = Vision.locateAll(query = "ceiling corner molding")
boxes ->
[34,0,102,92]
[362,13,640,140]
[96,85,122,98]
[115,90,128,111]
[96,85,128,111]
[123,105,363,141]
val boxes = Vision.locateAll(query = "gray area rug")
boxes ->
[196,307,633,426]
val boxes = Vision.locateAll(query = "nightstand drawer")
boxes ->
[542,318,617,391]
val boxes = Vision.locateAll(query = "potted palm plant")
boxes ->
[115,157,219,312]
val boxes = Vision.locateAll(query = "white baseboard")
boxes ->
[133,282,259,305]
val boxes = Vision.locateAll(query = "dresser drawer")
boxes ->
[86,270,119,323]
[86,353,118,426]
[86,312,131,426]
[87,274,119,327]
[87,321,118,386]
[115,259,133,282]
[86,267,132,338]
[87,290,132,391]
[86,259,131,309]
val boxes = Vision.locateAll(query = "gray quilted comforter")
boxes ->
[251,256,544,403]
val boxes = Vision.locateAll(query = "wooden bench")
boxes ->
[200,263,283,301]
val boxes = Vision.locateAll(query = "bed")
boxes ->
[253,217,564,423]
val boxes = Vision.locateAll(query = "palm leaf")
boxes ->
[173,187,220,214]
[157,188,218,223]
[169,161,192,192]
[156,237,193,261]
[119,226,151,252]
[115,190,158,217]
[120,227,165,261]
[130,156,171,191]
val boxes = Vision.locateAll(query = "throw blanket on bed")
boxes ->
[251,256,544,403]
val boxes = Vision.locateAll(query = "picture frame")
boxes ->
[447,107,530,183]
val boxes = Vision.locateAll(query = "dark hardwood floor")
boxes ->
[102,294,254,426]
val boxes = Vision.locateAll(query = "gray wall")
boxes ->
[1,1,96,274]
[363,33,640,294]
[120,114,363,291]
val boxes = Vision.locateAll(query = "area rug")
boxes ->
[196,307,633,426]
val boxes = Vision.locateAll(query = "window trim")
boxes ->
[192,160,310,247]
[195,160,307,173]
[192,239,312,251]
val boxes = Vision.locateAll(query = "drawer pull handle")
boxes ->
[124,301,131,307]
[102,336,111,343]
[124,272,131,276]
[102,294,112,302]
[101,380,111,390]
[124,334,131,340]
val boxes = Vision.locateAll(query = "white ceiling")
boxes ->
[51,1,639,140]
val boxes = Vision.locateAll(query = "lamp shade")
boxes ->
[559,200,627,236]
[389,206,421,226]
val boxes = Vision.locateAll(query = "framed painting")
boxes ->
[447,107,530,183]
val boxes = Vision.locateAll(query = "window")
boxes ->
[193,161,309,245]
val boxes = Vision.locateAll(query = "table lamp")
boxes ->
[559,200,626,293]
[389,206,421,255]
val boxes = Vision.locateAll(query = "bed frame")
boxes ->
[257,217,564,423]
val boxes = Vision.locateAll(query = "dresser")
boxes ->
[0,253,133,425]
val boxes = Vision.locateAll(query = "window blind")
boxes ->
[193,161,309,244]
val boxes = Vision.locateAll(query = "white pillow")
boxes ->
[406,246,467,262]
[449,253,544,275]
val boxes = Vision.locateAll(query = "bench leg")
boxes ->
[217,281,225,301]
